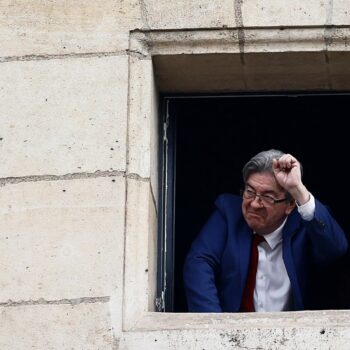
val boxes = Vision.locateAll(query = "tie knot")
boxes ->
[253,234,265,246]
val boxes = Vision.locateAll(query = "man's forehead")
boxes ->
[246,172,284,193]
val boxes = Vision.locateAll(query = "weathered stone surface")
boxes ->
[0,302,115,350]
[143,0,236,29]
[0,176,125,302]
[136,28,350,57]
[244,52,330,90]
[121,310,350,348]
[332,0,350,25]
[242,0,328,27]
[2,1,350,349]
[128,56,158,179]
[120,325,350,349]
[328,51,350,89]
[153,51,349,93]
[0,55,127,177]
[241,0,349,28]
[147,185,158,311]
[153,54,246,92]
[0,0,141,57]
[123,178,155,327]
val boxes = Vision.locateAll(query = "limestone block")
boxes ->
[0,302,114,350]
[0,0,141,57]
[128,57,158,179]
[123,178,154,326]
[242,0,328,27]
[0,55,127,177]
[325,28,350,52]
[120,325,350,349]
[328,52,350,89]
[153,54,246,92]
[148,187,158,311]
[143,0,236,29]
[0,176,125,302]
[243,28,326,54]
[244,52,329,91]
[150,80,159,210]
[332,0,350,25]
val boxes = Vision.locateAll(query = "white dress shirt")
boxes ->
[254,193,315,312]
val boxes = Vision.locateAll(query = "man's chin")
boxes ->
[246,218,263,233]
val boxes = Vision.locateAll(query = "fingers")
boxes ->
[274,154,298,172]
[272,158,280,172]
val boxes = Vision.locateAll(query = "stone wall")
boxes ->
[1,1,350,349]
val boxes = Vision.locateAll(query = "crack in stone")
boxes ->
[112,337,120,350]
[126,48,150,59]
[234,0,245,65]
[0,296,110,307]
[324,0,334,88]
[0,51,128,63]
[324,0,335,48]
[0,170,125,186]
[127,173,151,182]
[0,170,151,186]
[138,0,150,30]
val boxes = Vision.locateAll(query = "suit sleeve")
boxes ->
[305,199,348,264]
[183,207,228,312]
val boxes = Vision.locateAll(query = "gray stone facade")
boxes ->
[1,1,350,348]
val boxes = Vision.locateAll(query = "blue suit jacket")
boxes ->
[183,194,348,312]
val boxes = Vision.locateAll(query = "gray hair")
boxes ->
[242,149,303,200]
[242,149,285,182]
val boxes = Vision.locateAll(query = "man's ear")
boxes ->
[285,200,296,215]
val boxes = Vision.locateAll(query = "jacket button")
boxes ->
[318,220,326,228]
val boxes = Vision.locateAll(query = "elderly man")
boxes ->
[183,149,348,312]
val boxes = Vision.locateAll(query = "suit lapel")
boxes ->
[237,220,254,291]
[282,208,303,309]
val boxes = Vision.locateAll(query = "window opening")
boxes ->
[158,93,350,312]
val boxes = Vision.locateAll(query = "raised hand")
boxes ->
[272,154,310,205]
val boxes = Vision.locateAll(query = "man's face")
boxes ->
[241,172,295,235]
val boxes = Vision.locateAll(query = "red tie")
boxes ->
[240,234,265,312]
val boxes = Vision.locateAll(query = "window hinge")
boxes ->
[163,100,170,143]
[155,292,165,312]
[163,120,168,143]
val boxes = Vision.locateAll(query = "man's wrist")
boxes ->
[296,193,315,221]
[289,184,310,205]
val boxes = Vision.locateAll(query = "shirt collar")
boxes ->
[256,217,288,250]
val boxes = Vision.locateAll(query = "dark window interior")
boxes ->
[168,94,350,312]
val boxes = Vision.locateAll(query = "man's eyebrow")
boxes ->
[245,183,276,195]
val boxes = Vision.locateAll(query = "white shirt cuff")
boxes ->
[296,192,315,221]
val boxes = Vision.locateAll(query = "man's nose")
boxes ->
[250,196,263,208]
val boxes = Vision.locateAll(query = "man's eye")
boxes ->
[262,195,275,201]
[246,189,255,196]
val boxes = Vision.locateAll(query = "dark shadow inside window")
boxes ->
[171,94,350,312]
